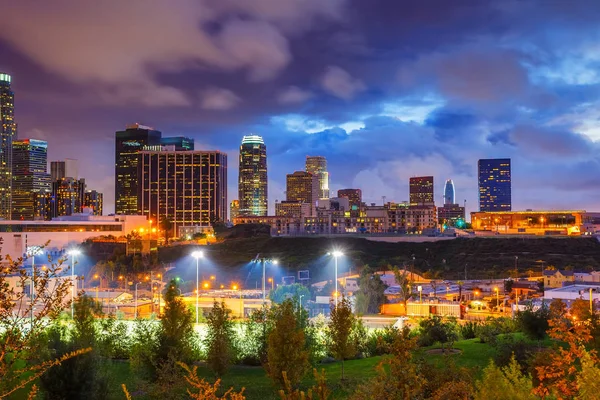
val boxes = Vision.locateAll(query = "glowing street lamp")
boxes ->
[191,250,204,324]
[328,251,344,307]
[417,285,423,303]
[253,256,278,305]
[268,277,274,291]
[67,249,81,319]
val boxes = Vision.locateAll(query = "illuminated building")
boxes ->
[50,159,78,180]
[230,200,239,221]
[51,177,86,217]
[115,123,194,215]
[337,189,362,216]
[275,201,312,219]
[444,179,455,205]
[478,158,511,211]
[286,171,318,215]
[305,156,329,199]
[0,73,17,219]
[438,204,465,227]
[470,210,594,235]
[83,190,103,216]
[11,139,51,220]
[409,176,434,206]
[238,135,267,216]
[138,150,227,236]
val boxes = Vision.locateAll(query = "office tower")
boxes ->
[444,179,455,205]
[115,123,162,214]
[337,188,362,210]
[409,176,434,206]
[230,200,239,221]
[139,150,227,235]
[0,73,17,219]
[51,177,86,217]
[238,135,267,216]
[478,158,511,211]
[83,190,103,216]
[11,139,51,220]
[305,155,329,199]
[160,136,194,151]
[286,171,319,206]
[50,158,79,181]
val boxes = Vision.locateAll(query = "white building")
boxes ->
[544,284,600,301]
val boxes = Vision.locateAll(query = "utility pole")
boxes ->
[464,263,468,281]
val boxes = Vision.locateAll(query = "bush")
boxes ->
[366,325,401,356]
[97,314,131,359]
[460,321,479,340]
[493,335,536,371]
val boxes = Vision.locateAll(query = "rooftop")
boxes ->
[545,284,600,293]
[241,135,264,145]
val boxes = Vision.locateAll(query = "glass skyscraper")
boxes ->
[478,158,511,211]
[11,139,51,220]
[0,73,17,219]
[238,135,268,216]
[444,179,455,205]
[305,156,329,199]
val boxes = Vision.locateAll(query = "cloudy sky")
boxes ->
[2,0,600,216]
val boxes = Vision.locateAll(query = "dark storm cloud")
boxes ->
[2,0,600,214]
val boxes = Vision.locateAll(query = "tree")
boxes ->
[474,357,536,400]
[328,296,356,380]
[267,300,310,388]
[161,217,174,244]
[418,316,458,352]
[516,304,550,341]
[354,265,387,314]
[0,242,87,398]
[270,283,310,304]
[576,351,600,400]
[392,267,413,306]
[570,298,592,321]
[205,300,236,376]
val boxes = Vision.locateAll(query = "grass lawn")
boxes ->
[418,338,496,373]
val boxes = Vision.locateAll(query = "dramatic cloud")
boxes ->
[277,86,313,104]
[200,88,241,110]
[321,66,366,100]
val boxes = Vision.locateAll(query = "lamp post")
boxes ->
[330,251,344,307]
[268,277,274,291]
[134,282,141,319]
[67,249,81,319]
[494,287,499,313]
[299,294,305,312]
[254,256,278,306]
[418,285,422,303]
[27,246,42,329]
[191,251,204,325]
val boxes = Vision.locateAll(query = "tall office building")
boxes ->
[50,158,79,181]
[478,158,511,211]
[444,179,455,205]
[83,190,103,216]
[337,188,362,210]
[51,177,86,217]
[159,136,194,151]
[238,135,267,216]
[286,171,319,205]
[409,176,434,206]
[0,73,17,219]
[305,156,329,199]
[11,139,51,220]
[230,200,239,221]
[139,150,227,236]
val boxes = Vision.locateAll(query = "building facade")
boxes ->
[50,158,79,181]
[238,135,267,216]
[0,73,17,219]
[286,170,318,214]
[337,188,362,214]
[138,150,227,236]
[305,156,329,199]
[11,139,51,220]
[478,158,511,211]
[470,210,587,235]
[83,190,103,216]
[438,203,466,227]
[275,201,312,219]
[409,176,434,206]
[229,200,239,221]
[443,179,455,205]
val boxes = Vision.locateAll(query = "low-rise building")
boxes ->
[544,284,600,302]
[543,270,575,288]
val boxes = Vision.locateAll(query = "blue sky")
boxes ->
[2,0,600,215]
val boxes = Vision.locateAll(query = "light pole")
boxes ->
[134,282,141,319]
[191,251,204,325]
[254,256,278,305]
[27,246,42,329]
[494,287,499,313]
[299,294,305,311]
[330,251,344,307]
[67,249,81,319]
[418,285,422,303]
[268,277,274,291]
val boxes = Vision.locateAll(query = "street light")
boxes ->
[253,256,278,305]
[133,282,142,319]
[328,251,344,307]
[27,246,42,329]
[67,249,81,319]
[494,287,500,313]
[268,277,274,291]
[417,285,422,303]
[191,250,204,325]
[299,294,305,311]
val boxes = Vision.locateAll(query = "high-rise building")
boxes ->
[286,171,319,206]
[478,158,511,211]
[83,190,103,216]
[11,139,51,220]
[139,150,227,236]
[0,73,17,219]
[337,189,362,212]
[409,176,434,206]
[230,200,239,221]
[115,124,162,215]
[305,156,329,199]
[50,158,79,181]
[238,135,267,216]
[444,179,455,205]
[51,177,86,218]
[159,136,194,151]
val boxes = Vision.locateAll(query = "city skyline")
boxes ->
[2,2,600,217]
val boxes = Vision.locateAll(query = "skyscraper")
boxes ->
[11,139,51,220]
[478,158,511,211]
[444,179,455,205]
[51,177,87,217]
[83,190,103,216]
[286,171,319,205]
[409,176,434,206]
[0,73,17,219]
[139,150,227,236]
[115,124,162,214]
[305,156,329,199]
[50,158,79,181]
[238,135,267,216]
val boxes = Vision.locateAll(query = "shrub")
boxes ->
[460,321,479,340]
